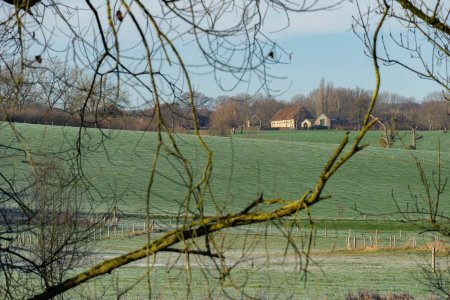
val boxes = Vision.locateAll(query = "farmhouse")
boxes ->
[270,106,313,129]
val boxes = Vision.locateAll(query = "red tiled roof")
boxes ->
[271,106,312,121]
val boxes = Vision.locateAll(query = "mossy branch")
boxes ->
[395,0,450,36]
[30,3,392,300]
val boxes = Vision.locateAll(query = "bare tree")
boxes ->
[353,1,449,93]
[0,158,97,299]
[3,0,437,299]
[354,2,449,297]
[253,94,285,128]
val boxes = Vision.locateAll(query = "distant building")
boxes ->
[271,106,313,129]
[314,113,348,129]
[300,118,315,129]
[314,113,332,128]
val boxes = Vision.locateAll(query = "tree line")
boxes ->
[2,67,448,133]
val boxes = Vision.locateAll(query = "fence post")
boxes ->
[431,247,436,273]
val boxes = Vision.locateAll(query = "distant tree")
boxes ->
[371,114,396,148]
[252,94,285,128]
[210,94,253,132]
[179,91,214,111]
[0,159,96,298]
[351,96,371,130]
[291,94,315,116]
[420,93,449,131]
[313,78,333,115]
[0,60,40,107]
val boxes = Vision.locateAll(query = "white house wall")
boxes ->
[271,119,295,128]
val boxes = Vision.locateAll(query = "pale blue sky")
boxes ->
[187,2,443,102]
[5,1,442,103]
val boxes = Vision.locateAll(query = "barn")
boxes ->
[271,106,313,129]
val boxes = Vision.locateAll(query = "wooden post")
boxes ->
[393,236,396,249]
[363,236,366,248]
[132,223,135,234]
[389,236,392,249]
[121,225,124,237]
[431,247,436,273]
[369,235,373,246]
[107,227,110,238]
[353,236,356,250]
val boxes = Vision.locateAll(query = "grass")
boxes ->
[2,123,449,298]
[73,226,446,299]
[234,129,449,152]
[2,123,449,219]
[71,256,430,299]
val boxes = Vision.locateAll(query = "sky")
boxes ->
[2,1,443,104]
[187,1,443,102]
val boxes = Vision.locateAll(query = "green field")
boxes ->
[2,123,449,219]
[1,123,449,299]
[65,223,446,299]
